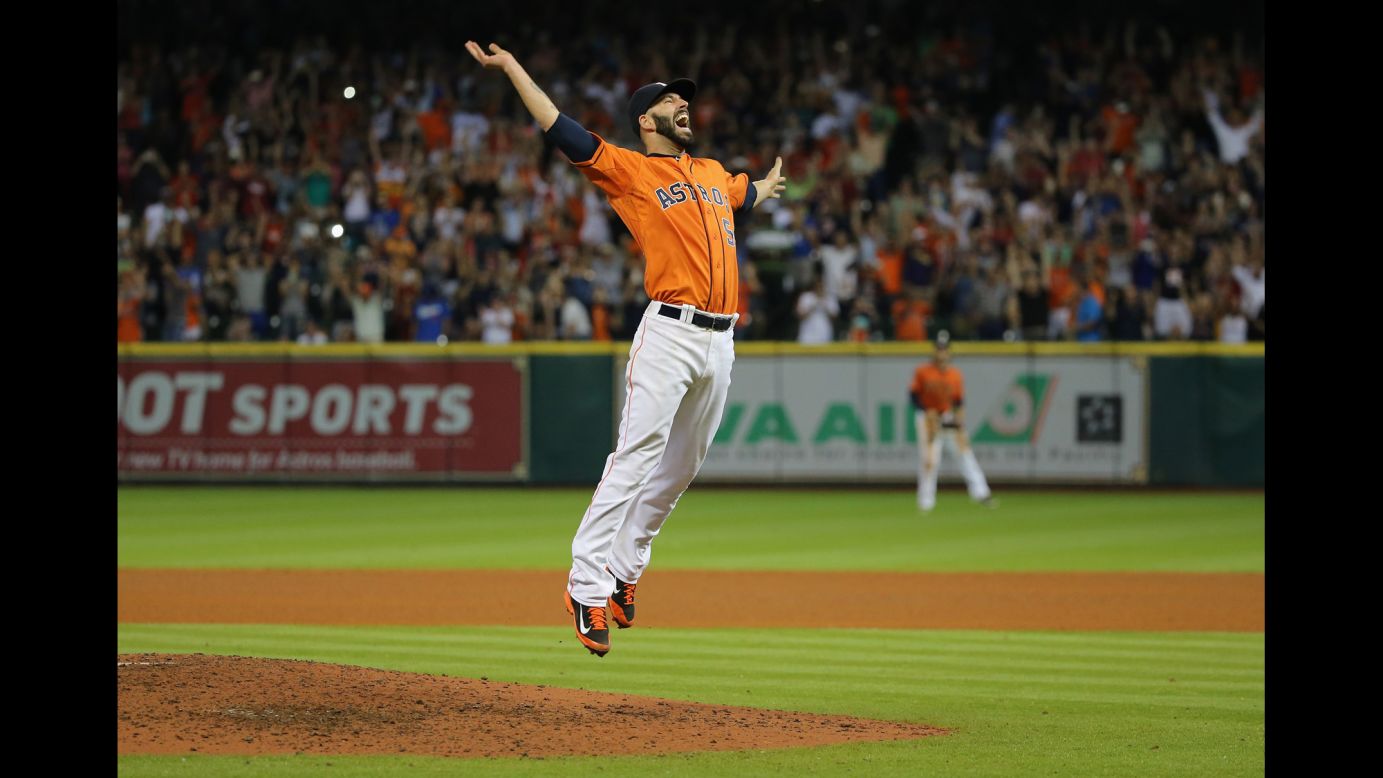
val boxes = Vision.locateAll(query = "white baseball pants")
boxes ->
[568,302,736,607]
[915,410,992,511]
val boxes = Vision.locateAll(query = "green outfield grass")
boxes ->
[117,487,1265,572]
[117,623,1264,777]
[117,486,1264,776]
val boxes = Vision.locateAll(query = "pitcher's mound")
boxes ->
[119,654,947,759]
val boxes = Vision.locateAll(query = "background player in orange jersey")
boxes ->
[467,41,787,657]
[909,331,996,513]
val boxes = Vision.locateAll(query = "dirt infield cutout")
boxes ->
[118,569,1266,632]
[118,653,948,759]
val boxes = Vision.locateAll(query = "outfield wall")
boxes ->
[118,342,1262,487]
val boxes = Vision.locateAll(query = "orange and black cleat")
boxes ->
[606,568,637,629]
[564,590,610,657]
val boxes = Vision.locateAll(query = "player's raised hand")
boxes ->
[752,156,787,207]
[465,41,517,73]
[463,40,559,130]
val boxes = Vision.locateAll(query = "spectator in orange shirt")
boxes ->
[891,286,932,341]
[735,261,763,340]
[591,287,612,342]
[873,235,904,298]
[416,109,451,152]
[908,332,995,512]
[117,270,145,343]
[384,225,418,266]
[1086,269,1107,308]
[1046,263,1077,339]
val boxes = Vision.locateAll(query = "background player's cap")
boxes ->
[934,330,952,351]
[627,79,697,136]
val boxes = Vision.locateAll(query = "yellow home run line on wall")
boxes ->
[118,341,1266,359]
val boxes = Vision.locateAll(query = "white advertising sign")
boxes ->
[667,355,1148,483]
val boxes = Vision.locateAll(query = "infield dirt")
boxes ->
[119,569,1264,632]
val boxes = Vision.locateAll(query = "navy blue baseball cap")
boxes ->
[627,79,697,136]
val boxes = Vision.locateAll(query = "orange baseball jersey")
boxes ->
[573,133,751,315]
[910,362,964,412]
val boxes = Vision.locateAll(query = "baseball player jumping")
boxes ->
[909,332,996,513]
[467,42,786,656]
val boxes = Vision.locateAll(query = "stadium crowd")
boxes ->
[117,4,1263,345]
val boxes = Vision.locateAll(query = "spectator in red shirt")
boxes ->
[1100,102,1140,155]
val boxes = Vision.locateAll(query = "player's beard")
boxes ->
[652,113,695,150]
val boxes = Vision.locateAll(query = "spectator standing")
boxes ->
[1107,285,1149,341]
[818,229,861,305]
[1230,254,1265,320]
[590,287,613,342]
[413,282,452,343]
[341,169,372,244]
[201,252,238,342]
[1189,292,1217,341]
[1217,300,1249,343]
[972,265,1010,340]
[321,264,357,342]
[297,319,329,345]
[277,258,310,341]
[480,297,516,344]
[432,191,466,242]
[796,278,840,345]
[350,281,386,343]
[143,187,187,249]
[1014,268,1049,341]
[1073,277,1105,342]
[232,252,269,337]
[735,261,764,341]
[118,269,145,343]
[1153,244,1193,339]
[891,286,932,342]
[847,296,880,342]
[1202,88,1263,165]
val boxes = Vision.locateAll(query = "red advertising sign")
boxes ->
[117,358,525,479]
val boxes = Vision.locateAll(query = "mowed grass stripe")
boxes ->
[117,629,1262,688]
[117,624,1263,669]
[118,729,1262,778]
[117,623,1263,664]
[117,487,1264,572]
[118,624,1263,713]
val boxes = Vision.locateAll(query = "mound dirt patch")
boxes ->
[118,653,947,758]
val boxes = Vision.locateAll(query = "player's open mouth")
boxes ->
[675,113,690,128]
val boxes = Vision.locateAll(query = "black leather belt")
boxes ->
[656,303,733,331]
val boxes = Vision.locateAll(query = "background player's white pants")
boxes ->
[568,302,736,607]
[915,410,992,511]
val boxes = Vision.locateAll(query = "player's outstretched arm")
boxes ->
[464,41,560,131]
[750,156,787,208]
